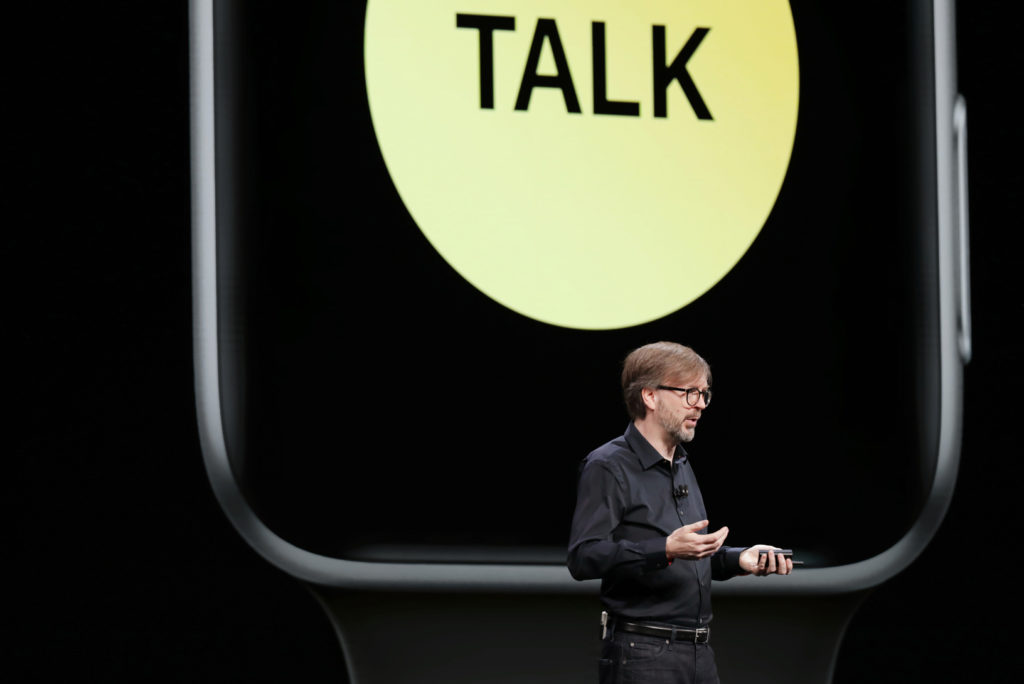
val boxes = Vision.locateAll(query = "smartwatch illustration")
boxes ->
[189,1,970,682]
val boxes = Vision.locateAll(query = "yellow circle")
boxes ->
[365,0,799,329]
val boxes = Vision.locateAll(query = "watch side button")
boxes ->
[953,94,971,364]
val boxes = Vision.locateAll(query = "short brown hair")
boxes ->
[621,342,711,420]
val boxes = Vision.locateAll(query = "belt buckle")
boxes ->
[694,627,708,644]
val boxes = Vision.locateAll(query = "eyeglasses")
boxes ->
[656,385,712,408]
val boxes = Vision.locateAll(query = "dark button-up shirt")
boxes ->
[567,422,744,627]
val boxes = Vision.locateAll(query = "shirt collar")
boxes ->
[624,422,688,469]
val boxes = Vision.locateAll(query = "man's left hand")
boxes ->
[739,545,794,576]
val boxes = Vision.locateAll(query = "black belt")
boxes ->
[617,620,710,644]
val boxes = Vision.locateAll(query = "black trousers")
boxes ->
[599,630,720,684]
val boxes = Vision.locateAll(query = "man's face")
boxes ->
[656,373,709,444]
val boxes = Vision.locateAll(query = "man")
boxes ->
[567,341,792,684]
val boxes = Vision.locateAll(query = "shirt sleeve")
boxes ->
[710,545,746,581]
[566,458,671,581]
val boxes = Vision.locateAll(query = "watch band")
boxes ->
[310,585,868,683]
[311,587,597,684]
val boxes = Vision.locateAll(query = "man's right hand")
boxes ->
[666,520,729,560]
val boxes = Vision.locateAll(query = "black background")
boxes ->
[12,2,1022,681]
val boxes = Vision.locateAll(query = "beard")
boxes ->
[660,410,697,443]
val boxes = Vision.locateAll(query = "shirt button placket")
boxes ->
[674,463,688,524]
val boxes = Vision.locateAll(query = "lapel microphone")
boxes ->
[673,484,689,499]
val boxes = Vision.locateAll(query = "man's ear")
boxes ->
[640,386,659,413]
